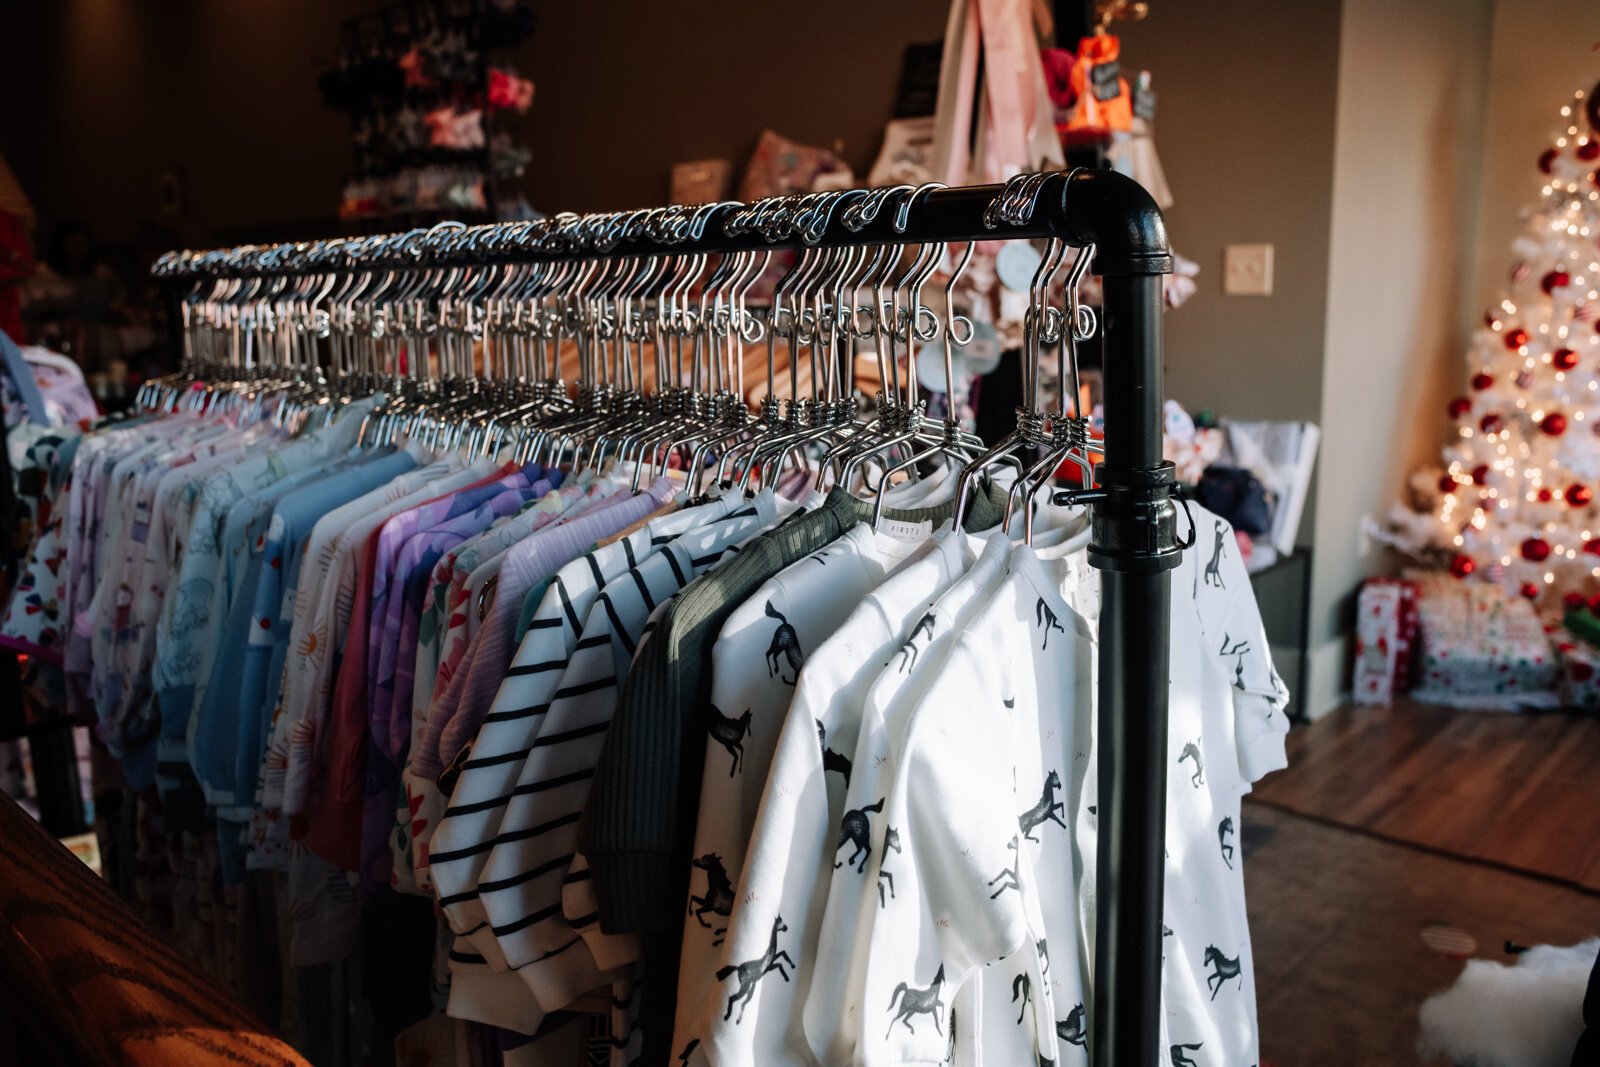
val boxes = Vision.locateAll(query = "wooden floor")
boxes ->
[1245,803,1600,1066]
[1251,700,1600,891]
[1244,699,1600,1065]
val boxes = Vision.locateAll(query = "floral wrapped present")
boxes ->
[1406,571,1559,709]
[1352,577,1418,705]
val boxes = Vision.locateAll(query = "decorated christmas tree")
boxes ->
[1393,79,1600,607]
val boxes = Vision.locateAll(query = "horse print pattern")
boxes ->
[1171,1042,1203,1067]
[689,854,736,945]
[878,826,901,907]
[708,705,752,777]
[1204,945,1241,1000]
[1218,816,1235,870]
[1019,769,1067,841]
[988,836,1021,898]
[886,963,946,1037]
[836,797,884,872]
[1220,633,1251,691]
[717,915,795,1024]
[817,720,852,786]
[1058,1002,1087,1046]
[896,612,937,673]
[763,600,804,684]
[1011,972,1031,1024]
[1204,519,1226,588]
[1037,937,1050,975]
[1178,740,1205,787]
[1035,598,1066,650]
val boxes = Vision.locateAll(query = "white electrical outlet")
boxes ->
[1224,243,1274,296]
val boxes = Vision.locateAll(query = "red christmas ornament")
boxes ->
[1540,147,1559,174]
[1543,269,1573,293]
[1580,141,1600,162]
[1480,412,1505,434]
[1471,464,1490,486]
[1471,372,1495,391]
[1585,538,1600,555]
[1449,553,1476,578]
[1521,582,1541,599]
[1448,396,1472,418]
[1543,412,1569,436]
[1438,474,1457,494]
[1568,484,1593,507]
[1589,592,1600,616]
[1522,537,1553,562]
[1538,487,1556,502]
[1553,346,1580,370]
[1566,590,1589,610]
[1504,327,1530,349]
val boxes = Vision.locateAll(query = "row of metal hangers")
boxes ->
[143,173,1104,539]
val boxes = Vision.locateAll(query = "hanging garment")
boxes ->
[688,514,1087,1066]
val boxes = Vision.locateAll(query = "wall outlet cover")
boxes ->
[1224,243,1274,296]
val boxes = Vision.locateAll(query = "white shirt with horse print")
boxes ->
[675,520,936,1065]
[847,502,1287,1067]
[852,537,1099,1067]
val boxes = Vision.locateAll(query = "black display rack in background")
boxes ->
[321,0,536,230]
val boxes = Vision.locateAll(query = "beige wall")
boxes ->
[1119,2,1341,437]
[505,0,948,213]
[1306,0,1494,716]
[1470,0,1600,316]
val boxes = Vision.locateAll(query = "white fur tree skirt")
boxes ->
[1419,938,1598,1066]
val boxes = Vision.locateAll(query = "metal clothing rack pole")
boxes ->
[153,167,1179,1065]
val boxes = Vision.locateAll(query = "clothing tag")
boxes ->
[878,517,933,545]
[1090,58,1122,102]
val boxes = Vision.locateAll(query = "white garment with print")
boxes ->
[682,527,982,1064]
[800,518,1088,1067]
[847,538,1097,1067]
[844,505,1286,1066]
[673,519,936,1064]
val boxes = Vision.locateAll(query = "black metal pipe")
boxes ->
[154,170,1172,279]
[1091,272,1179,1067]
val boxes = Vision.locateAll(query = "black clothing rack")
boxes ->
[155,167,1180,1066]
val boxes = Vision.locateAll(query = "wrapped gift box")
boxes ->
[1352,577,1418,705]
[1551,628,1600,711]
[1406,571,1560,710]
